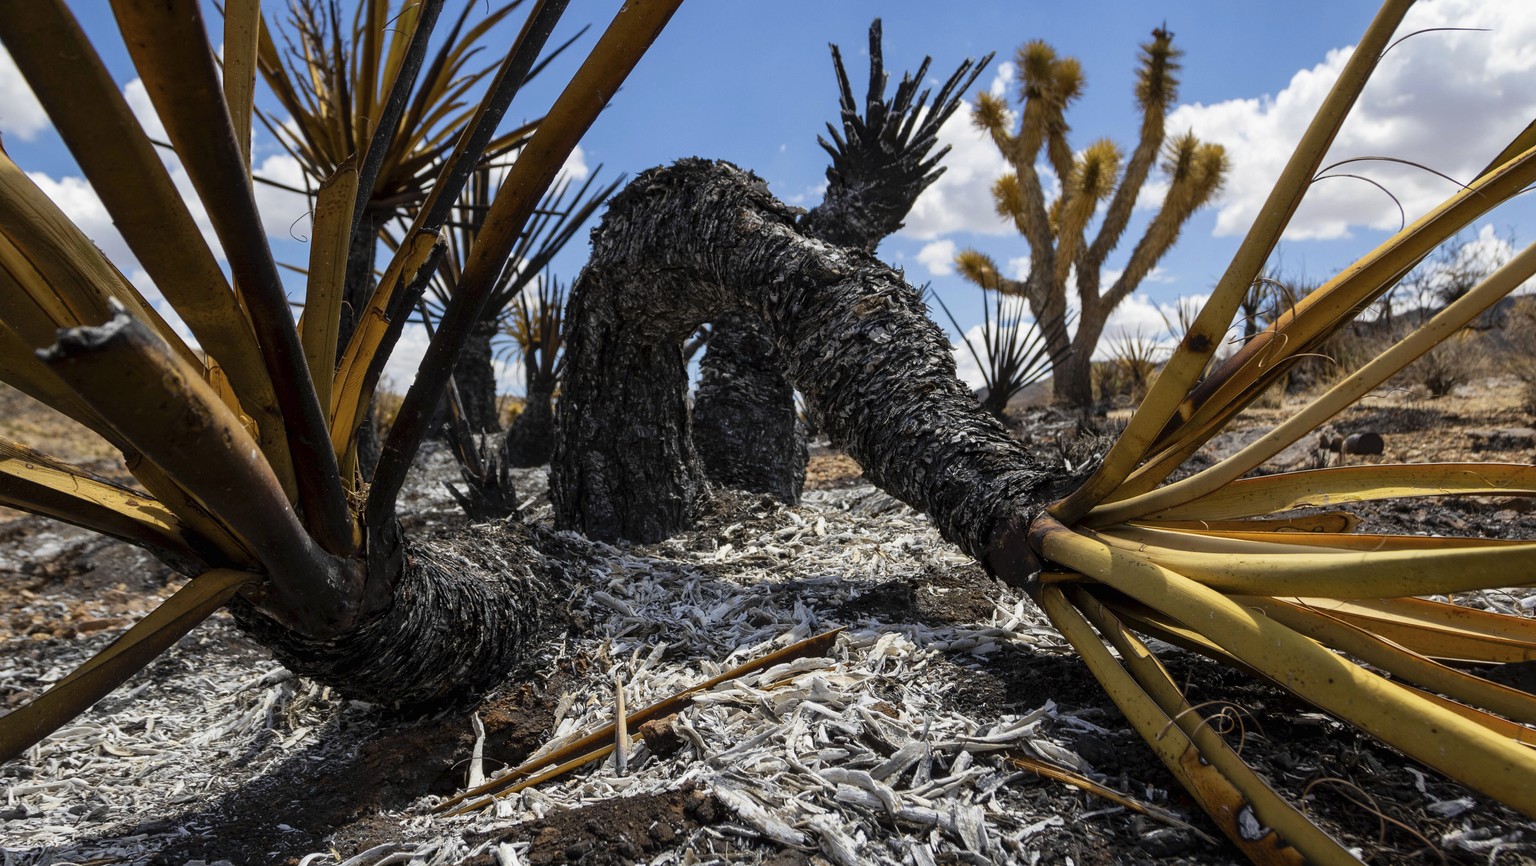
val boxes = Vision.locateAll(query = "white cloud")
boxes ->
[917,239,957,276]
[988,61,1016,100]
[0,46,48,140]
[1168,0,1536,240]
[901,109,1014,240]
[1007,255,1031,281]
[558,143,590,184]
[252,153,313,241]
[951,324,988,390]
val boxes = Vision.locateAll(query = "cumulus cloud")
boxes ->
[900,110,1013,240]
[917,239,957,276]
[560,144,590,184]
[252,153,314,240]
[1168,0,1536,240]
[0,46,48,140]
[1007,255,1031,281]
[951,324,988,390]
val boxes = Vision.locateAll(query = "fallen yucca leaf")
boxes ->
[438,627,844,815]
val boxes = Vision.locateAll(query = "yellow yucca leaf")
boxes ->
[1094,241,1536,524]
[1091,594,1250,670]
[1477,118,1536,183]
[1285,598,1536,664]
[438,627,845,815]
[42,307,359,635]
[1132,513,1360,534]
[1171,527,1526,551]
[0,437,203,569]
[1038,586,1345,865]
[1117,143,1536,499]
[1055,0,1415,521]
[0,151,193,368]
[0,2,293,490]
[330,229,444,458]
[0,320,252,564]
[0,321,115,433]
[223,0,261,167]
[299,159,360,416]
[1391,682,1536,748]
[0,569,257,764]
[112,0,356,556]
[1089,524,1536,597]
[1125,463,1536,524]
[1244,597,1536,726]
[1033,518,1536,816]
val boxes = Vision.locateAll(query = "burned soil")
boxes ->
[4,379,1536,865]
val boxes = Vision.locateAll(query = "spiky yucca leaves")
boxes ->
[400,166,615,434]
[257,0,549,212]
[0,0,679,761]
[960,27,1227,408]
[931,288,1059,421]
[797,19,992,245]
[979,2,1536,860]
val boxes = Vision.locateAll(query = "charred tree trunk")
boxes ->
[555,159,1062,556]
[504,366,558,467]
[452,318,503,433]
[692,312,806,501]
[231,520,576,705]
[235,159,1058,707]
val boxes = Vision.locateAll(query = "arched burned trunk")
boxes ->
[689,21,988,503]
[554,159,1059,557]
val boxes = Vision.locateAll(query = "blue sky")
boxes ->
[3,0,1534,392]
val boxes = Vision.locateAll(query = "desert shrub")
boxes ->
[1095,330,1163,406]
[1498,296,1536,409]
[1398,329,1488,397]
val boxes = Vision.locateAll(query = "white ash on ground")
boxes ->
[3,445,1536,865]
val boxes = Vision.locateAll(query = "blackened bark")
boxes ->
[554,312,703,543]
[554,160,1057,557]
[453,319,502,433]
[692,312,806,501]
[504,370,557,467]
[232,520,575,706]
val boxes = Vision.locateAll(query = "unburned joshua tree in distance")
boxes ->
[956,27,1227,408]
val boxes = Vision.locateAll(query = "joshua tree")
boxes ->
[956,27,1227,409]
[690,20,988,502]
